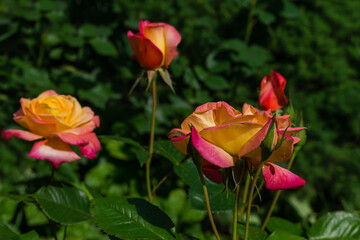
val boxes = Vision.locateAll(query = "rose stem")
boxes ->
[232,184,241,240]
[238,173,250,219]
[146,76,157,203]
[244,161,265,240]
[196,167,221,240]
[244,0,257,45]
[260,146,301,230]
[62,226,67,240]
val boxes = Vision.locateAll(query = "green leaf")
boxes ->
[99,135,149,165]
[174,161,199,186]
[0,224,19,240]
[20,230,40,240]
[256,9,276,25]
[154,140,185,164]
[267,230,306,240]
[89,37,117,56]
[93,197,175,240]
[235,45,271,68]
[79,24,99,38]
[238,224,267,240]
[203,75,230,90]
[36,0,56,11]
[280,0,301,19]
[78,83,121,109]
[189,176,235,211]
[267,217,303,236]
[308,211,360,240]
[193,65,207,81]
[33,185,91,225]
[134,149,150,166]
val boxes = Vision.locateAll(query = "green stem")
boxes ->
[37,37,45,67]
[63,226,67,240]
[232,184,241,240]
[244,0,257,45]
[197,168,221,240]
[244,162,264,240]
[260,146,301,230]
[146,77,157,203]
[151,170,173,199]
[238,173,250,219]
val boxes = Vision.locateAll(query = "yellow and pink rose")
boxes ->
[168,101,306,190]
[1,90,101,168]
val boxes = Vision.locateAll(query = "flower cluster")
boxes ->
[168,101,305,190]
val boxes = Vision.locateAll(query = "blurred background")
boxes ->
[1,0,359,239]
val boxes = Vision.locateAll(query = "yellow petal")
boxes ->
[200,122,263,156]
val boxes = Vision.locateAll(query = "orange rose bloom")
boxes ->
[1,90,101,168]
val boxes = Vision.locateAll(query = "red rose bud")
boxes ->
[259,70,288,111]
[127,20,181,70]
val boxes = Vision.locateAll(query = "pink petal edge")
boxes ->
[191,127,234,168]
[262,162,306,191]
[1,129,43,141]
[79,135,101,159]
[28,139,81,168]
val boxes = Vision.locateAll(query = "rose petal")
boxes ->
[54,132,96,145]
[37,90,59,98]
[259,71,288,111]
[181,110,217,132]
[163,24,181,68]
[79,135,101,159]
[62,121,96,135]
[14,115,56,137]
[240,118,272,156]
[170,134,189,155]
[242,103,261,115]
[191,127,234,168]
[72,107,95,127]
[199,122,263,156]
[1,129,43,141]
[266,129,295,163]
[262,162,306,190]
[141,23,166,58]
[28,139,81,168]
[281,127,306,137]
[270,70,288,106]
[203,160,223,184]
[127,31,163,69]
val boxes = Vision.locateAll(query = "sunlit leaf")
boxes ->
[93,197,175,240]
[308,211,360,240]
[33,185,91,225]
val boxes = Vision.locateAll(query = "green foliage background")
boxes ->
[0,0,359,239]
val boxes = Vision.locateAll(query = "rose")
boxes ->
[259,70,288,111]
[127,20,181,70]
[1,90,101,168]
[168,101,305,190]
